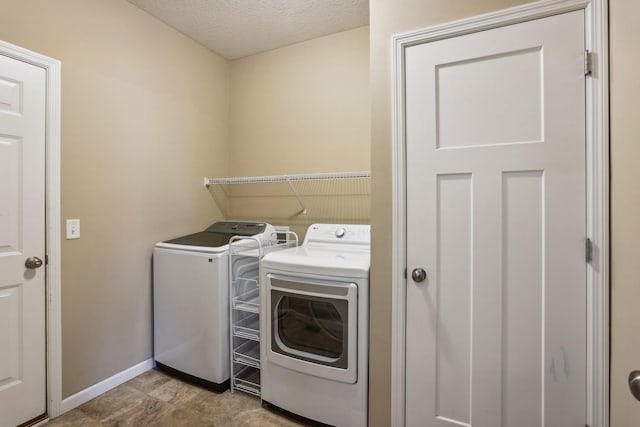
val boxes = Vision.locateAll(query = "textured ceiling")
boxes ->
[128,0,369,60]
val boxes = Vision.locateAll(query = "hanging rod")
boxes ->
[204,171,370,187]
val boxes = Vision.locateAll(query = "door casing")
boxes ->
[390,0,609,426]
[0,40,62,419]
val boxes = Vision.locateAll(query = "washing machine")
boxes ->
[260,223,370,427]
[153,221,275,391]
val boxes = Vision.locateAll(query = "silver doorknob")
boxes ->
[629,371,640,401]
[25,257,43,269]
[411,268,427,283]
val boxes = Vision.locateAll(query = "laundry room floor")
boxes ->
[46,369,307,426]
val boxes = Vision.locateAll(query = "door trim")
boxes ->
[0,40,62,418]
[390,0,609,426]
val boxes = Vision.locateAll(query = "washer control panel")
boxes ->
[304,224,370,246]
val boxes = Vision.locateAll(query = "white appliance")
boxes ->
[260,223,370,426]
[153,221,275,391]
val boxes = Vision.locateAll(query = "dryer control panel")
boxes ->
[303,224,370,246]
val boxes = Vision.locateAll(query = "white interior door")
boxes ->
[0,54,46,426]
[405,11,586,427]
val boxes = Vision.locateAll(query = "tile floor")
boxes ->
[46,369,307,426]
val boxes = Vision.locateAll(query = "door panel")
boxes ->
[0,135,21,252]
[436,47,543,148]
[0,54,46,427]
[435,173,472,425]
[501,171,544,427]
[0,285,21,384]
[405,11,586,427]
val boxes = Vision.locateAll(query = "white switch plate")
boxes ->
[66,219,80,239]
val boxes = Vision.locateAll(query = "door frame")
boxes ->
[390,0,609,425]
[0,40,63,419]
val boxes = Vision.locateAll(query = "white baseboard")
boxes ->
[58,358,154,415]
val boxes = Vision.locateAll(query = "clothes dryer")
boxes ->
[153,221,274,390]
[260,224,370,426]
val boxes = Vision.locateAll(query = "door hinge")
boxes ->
[45,254,49,265]
[404,267,407,279]
[585,50,593,76]
[585,238,593,263]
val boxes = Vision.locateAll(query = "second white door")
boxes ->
[405,10,586,427]
[0,53,47,426]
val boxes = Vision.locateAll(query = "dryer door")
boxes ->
[266,274,358,383]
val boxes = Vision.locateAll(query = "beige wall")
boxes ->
[229,26,370,176]
[610,0,640,424]
[369,0,534,424]
[226,27,371,238]
[0,0,230,397]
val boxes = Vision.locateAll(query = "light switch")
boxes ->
[66,219,80,239]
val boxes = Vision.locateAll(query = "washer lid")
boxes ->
[162,231,234,248]
[159,221,271,249]
[261,245,370,278]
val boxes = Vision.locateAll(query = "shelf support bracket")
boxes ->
[286,179,307,215]
[205,177,229,195]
